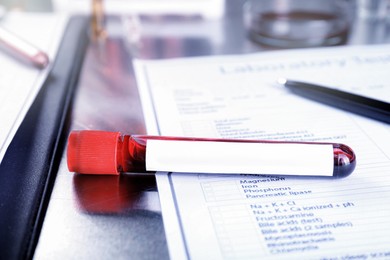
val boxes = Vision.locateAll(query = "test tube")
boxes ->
[67,130,356,178]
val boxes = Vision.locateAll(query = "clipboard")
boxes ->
[0,15,89,259]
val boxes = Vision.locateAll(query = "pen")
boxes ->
[0,26,49,69]
[67,130,356,178]
[279,78,390,124]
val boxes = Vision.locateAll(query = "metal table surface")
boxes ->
[33,1,390,259]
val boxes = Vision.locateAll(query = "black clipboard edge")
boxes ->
[0,15,89,260]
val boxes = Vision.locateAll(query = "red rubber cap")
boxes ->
[67,131,121,175]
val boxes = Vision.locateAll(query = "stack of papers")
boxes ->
[134,44,390,259]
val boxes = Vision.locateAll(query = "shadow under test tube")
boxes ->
[67,131,356,178]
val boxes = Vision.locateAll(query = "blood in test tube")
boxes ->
[67,130,356,178]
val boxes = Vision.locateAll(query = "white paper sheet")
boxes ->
[0,13,68,164]
[134,44,390,259]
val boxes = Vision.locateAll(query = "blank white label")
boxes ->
[145,140,334,176]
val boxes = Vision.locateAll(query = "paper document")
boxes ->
[0,13,67,164]
[134,45,390,259]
